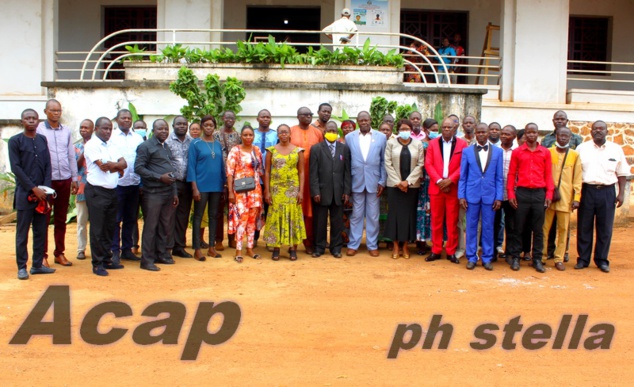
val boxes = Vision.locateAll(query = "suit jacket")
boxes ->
[309,141,351,206]
[384,138,425,188]
[458,143,504,204]
[9,133,52,210]
[425,136,468,195]
[345,129,387,193]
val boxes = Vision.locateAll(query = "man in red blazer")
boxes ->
[425,117,468,263]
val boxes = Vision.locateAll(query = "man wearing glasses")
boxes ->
[290,107,324,254]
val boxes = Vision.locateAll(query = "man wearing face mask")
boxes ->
[541,127,581,271]
[309,121,351,258]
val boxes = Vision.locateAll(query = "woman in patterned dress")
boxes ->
[263,124,306,261]
[415,119,437,255]
[226,126,264,263]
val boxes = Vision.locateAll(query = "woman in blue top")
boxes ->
[187,115,226,261]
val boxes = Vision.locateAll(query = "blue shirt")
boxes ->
[254,127,278,160]
[438,46,457,65]
[186,138,226,192]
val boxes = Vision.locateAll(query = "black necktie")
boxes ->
[477,144,488,152]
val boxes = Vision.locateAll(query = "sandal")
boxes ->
[252,254,261,260]
[392,251,399,259]
[289,249,298,261]
[234,256,243,263]
[272,249,280,261]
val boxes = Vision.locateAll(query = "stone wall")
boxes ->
[569,121,634,174]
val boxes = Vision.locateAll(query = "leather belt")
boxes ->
[583,183,614,189]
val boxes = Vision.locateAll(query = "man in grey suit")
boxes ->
[344,111,387,256]
[310,121,352,258]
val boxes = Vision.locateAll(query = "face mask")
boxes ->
[398,131,411,140]
[135,129,147,138]
[324,132,338,143]
[555,141,570,149]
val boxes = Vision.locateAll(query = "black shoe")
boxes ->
[332,252,342,258]
[522,253,531,261]
[483,262,494,271]
[598,264,610,273]
[425,253,441,262]
[564,253,569,263]
[103,262,124,270]
[121,250,140,261]
[311,251,323,258]
[466,261,476,270]
[172,248,193,258]
[93,266,109,276]
[447,254,460,264]
[18,268,29,280]
[511,258,520,271]
[140,263,161,271]
[533,260,546,273]
[574,263,587,270]
[155,257,175,264]
[30,266,56,275]
[491,256,498,263]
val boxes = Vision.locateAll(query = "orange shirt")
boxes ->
[290,125,323,217]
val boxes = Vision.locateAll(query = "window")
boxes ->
[568,16,610,74]
[400,10,468,51]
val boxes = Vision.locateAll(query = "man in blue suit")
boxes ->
[345,111,387,257]
[458,123,504,270]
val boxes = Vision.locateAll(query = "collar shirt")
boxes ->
[458,133,476,146]
[134,137,177,195]
[541,131,584,149]
[477,142,489,172]
[110,128,143,186]
[254,127,278,161]
[213,128,242,161]
[83,135,123,189]
[490,139,502,147]
[411,130,426,141]
[442,137,453,178]
[507,143,554,200]
[501,145,515,200]
[359,130,373,161]
[36,121,78,181]
[165,132,192,181]
[576,140,630,185]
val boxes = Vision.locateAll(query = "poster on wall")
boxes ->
[352,0,389,30]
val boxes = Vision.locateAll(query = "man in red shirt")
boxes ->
[507,123,554,273]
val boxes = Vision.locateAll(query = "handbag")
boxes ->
[233,150,258,193]
[551,149,569,203]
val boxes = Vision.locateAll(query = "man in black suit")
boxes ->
[309,121,352,258]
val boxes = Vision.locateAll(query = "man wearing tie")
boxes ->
[310,121,352,258]
[345,111,387,257]
[425,117,468,264]
[458,123,504,270]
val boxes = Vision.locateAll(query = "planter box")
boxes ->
[124,62,404,85]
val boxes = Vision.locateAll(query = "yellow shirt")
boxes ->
[549,147,582,213]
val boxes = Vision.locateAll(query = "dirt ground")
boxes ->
[0,220,632,386]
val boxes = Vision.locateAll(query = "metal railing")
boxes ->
[567,60,634,91]
[54,28,500,88]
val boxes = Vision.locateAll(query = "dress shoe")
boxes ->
[207,248,222,258]
[121,250,141,261]
[564,253,569,263]
[533,260,546,273]
[214,241,225,251]
[511,258,520,271]
[311,252,322,258]
[42,257,50,268]
[574,263,587,270]
[155,257,175,264]
[30,266,56,275]
[466,261,476,270]
[200,241,210,249]
[483,262,494,271]
[92,266,108,276]
[522,253,531,261]
[77,251,86,260]
[194,250,206,261]
[172,248,193,258]
[228,239,237,249]
[496,246,505,255]
[111,250,121,263]
[555,262,565,271]
[346,249,357,256]
[140,263,161,271]
[425,253,441,262]
[305,246,314,255]
[54,254,72,266]
[447,255,460,264]
[598,264,610,273]
[103,262,124,270]
[368,249,379,257]
[18,268,29,280]
[333,252,342,259]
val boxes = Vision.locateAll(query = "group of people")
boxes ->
[404,33,466,84]
[10,100,629,279]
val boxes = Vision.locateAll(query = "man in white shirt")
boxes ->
[323,8,358,50]
[575,120,629,273]
[83,117,127,276]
